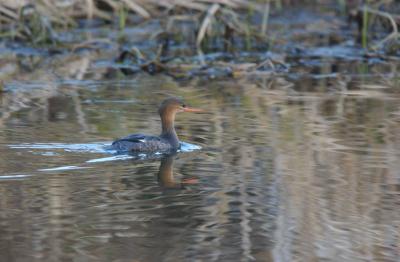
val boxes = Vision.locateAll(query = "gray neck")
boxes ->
[160,118,180,149]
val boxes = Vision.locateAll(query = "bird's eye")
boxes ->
[182,104,186,108]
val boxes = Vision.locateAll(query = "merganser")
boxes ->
[111,98,203,153]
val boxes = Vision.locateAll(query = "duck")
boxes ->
[111,97,203,153]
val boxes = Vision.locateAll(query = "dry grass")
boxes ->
[361,6,400,50]
[0,0,266,44]
[0,0,262,22]
[0,0,399,53]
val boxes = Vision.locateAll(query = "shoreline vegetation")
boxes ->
[0,1,398,82]
[1,1,399,50]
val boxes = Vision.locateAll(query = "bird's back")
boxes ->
[111,134,175,153]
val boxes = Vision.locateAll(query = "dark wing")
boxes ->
[112,134,161,145]
[112,134,148,145]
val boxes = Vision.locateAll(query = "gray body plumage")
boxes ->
[111,134,178,153]
[110,98,199,153]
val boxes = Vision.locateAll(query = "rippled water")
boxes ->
[1,71,400,261]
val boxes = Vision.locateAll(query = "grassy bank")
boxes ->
[0,0,398,52]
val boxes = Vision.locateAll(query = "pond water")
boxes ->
[1,61,400,262]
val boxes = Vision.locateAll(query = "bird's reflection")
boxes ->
[157,154,198,189]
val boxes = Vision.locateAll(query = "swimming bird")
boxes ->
[111,97,203,153]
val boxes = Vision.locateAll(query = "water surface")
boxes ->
[1,69,400,262]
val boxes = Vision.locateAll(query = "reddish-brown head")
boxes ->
[158,97,203,117]
[158,97,203,137]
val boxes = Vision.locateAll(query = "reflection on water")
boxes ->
[157,154,199,189]
[1,71,400,261]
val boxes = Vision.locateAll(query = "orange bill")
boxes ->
[182,107,204,113]
[181,177,199,185]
